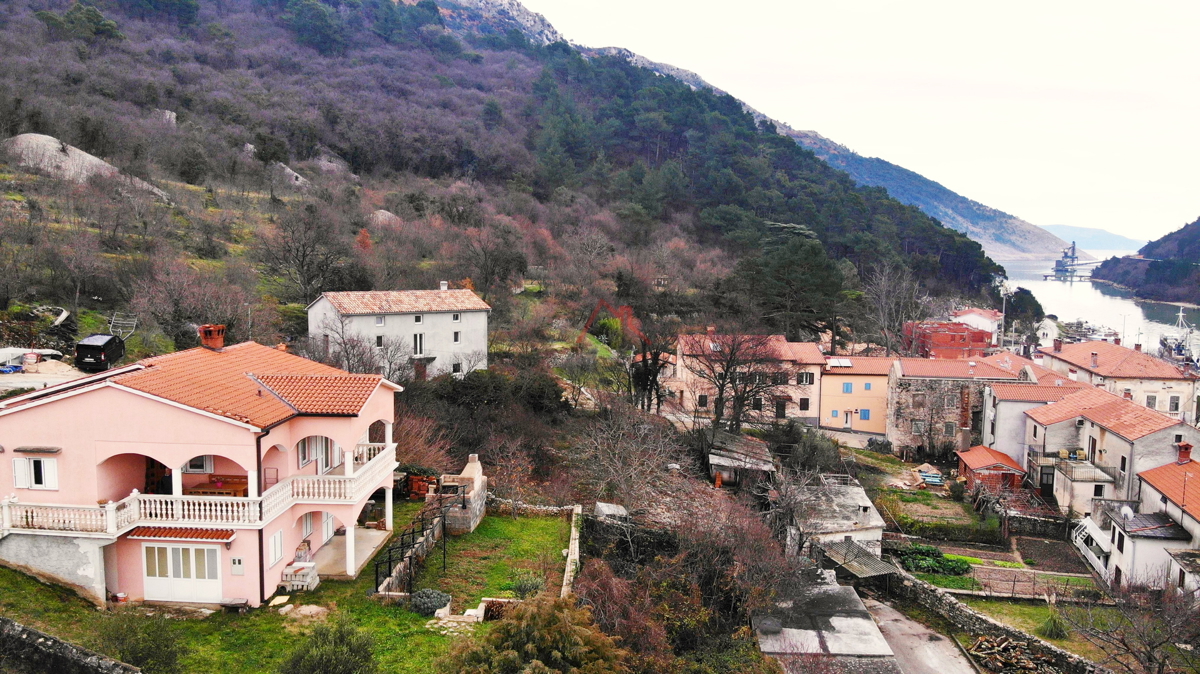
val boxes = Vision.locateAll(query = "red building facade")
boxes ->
[903,322,992,359]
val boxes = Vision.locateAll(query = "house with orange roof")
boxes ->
[308,282,491,379]
[979,352,1089,472]
[885,358,1022,459]
[0,325,402,607]
[819,357,894,435]
[672,331,825,426]
[1036,339,1197,424]
[1024,387,1200,518]
[955,445,1025,492]
[1071,442,1200,587]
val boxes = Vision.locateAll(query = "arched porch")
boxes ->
[290,494,391,580]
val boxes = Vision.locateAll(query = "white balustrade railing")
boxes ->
[354,442,390,465]
[0,450,398,537]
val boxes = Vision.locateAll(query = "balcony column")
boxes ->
[1,498,10,531]
[385,485,394,531]
[172,468,183,496]
[247,470,259,499]
[344,447,355,477]
[384,421,394,445]
[344,523,356,576]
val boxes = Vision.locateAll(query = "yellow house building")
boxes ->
[820,357,894,435]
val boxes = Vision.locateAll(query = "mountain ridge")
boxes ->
[1040,224,1145,252]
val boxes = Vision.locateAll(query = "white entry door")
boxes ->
[143,544,222,603]
[322,512,335,543]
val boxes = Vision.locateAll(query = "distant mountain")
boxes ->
[1040,225,1144,253]
[1091,216,1200,304]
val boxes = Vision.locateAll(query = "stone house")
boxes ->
[886,358,1021,458]
[1036,339,1198,424]
[789,476,885,558]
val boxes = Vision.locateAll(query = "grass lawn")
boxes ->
[913,573,982,591]
[415,515,571,610]
[1036,574,1096,588]
[0,500,484,674]
[960,598,1109,664]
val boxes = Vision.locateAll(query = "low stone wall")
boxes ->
[0,617,139,674]
[485,495,576,517]
[560,505,582,598]
[1007,513,1075,540]
[869,569,1108,674]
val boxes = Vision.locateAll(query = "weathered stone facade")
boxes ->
[0,617,140,674]
[430,454,487,535]
[887,363,1026,457]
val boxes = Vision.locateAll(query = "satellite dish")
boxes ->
[1121,506,1135,521]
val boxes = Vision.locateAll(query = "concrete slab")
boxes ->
[313,527,391,580]
[863,598,975,674]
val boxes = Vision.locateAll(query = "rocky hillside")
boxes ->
[1040,224,1144,253]
[1092,216,1200,304]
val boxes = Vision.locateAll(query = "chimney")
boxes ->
[198,324,226,350]
[706,325,717,335]
[1178,442,1193,465]
[439,280,449,291]
[1090,351,1099,368]
[1053,338,1063,353]
[1114,337,1121,346]
[1135,343,1142,352]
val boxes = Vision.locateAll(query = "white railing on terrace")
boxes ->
[354,442,390,465]
[0,447,398,537]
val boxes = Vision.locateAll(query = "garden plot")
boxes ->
[1016,537,1091,575]
[881,488,976,525]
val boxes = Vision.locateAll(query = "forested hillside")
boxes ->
[1092,216,1200,304]
[0,0,1002,355]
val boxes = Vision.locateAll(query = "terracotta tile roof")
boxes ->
[317,290,490,315]
[257,374,381,415]
[981,353,1083,386]
[896,358,1018,380]
[677,334,825,364]
[1038,340,1191,380]
[990,384,1086,403]
[957,445,1025,474]
[1025,388,1181,440]
[111,342,385,428]
[127,527,236,541]
[952,307,1004,321]
[823,356,895,376]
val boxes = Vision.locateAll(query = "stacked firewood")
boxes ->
[967,636,1062,673]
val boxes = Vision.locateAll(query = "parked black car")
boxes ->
[75,334,125,372]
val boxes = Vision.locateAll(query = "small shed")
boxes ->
[956,445,1025,492]
[708,431,774,487]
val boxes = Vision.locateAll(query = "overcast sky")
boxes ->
[518,0,1200,243]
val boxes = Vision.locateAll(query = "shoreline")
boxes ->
[1087,277,1200,310]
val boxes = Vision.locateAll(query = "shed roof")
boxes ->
[1139,459,1200,525]
[1038,340,1191,380]
[815,540,898,578]
[1111,511,1191,540]
[794,481,885,534]
[315,289,490,315]
[709,432,775,472]
[956,445,1025,474]
[1167,549,1200,576]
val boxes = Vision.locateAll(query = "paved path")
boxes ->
[864,598,976,674]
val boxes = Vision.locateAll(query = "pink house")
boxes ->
[0,326,400,607]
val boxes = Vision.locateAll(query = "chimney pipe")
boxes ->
[439,281,449,291]
[1135,343,1142,352]
[1178,442,1193,465]
[1053,338,1063,353]
[706,325,717,335]
[1090,351,1099,368]
[1114,337,1121,346]
[198,324,226,350]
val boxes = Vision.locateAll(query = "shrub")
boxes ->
[510,571,544,599]
[948,481,966,502]
[410,588,451,616]
[865,437,893,455]
[279,617,378,674]
[894,544,971,575]
[97,608,187,674]
[1024,558,1038,565]
[1037,608,1070,640]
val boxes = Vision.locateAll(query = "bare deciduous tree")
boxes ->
[571,404,693,504]
[683,332,778,435]
[863,260,927,355]
[391,415,454,475]
[254,203,349,303]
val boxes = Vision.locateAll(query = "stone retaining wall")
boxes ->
[869,569,1108,674]
[485,495,576,517]
[1007,513,1074,540]
[0,617,139,674]
[559,505,582,598]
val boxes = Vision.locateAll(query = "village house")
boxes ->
[1074,443,1200,588]
[1036,339,1198,424]
[902,321,993,359]
[672,332,824,426]
[950,307,1004,345]
[955,445,1026,492]
[307,283,490,379]
[980,352,1089,471]
[1024,388,1200,518]
[0,326,401,607]
[886,359,1021,458]
[789,475,885,558]
[818,357,893,435]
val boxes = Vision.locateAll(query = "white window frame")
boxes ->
[414,314,423,324]
[375,315,385,327]
[268,531,283,567]
[453,331,461,344]
[452,313,461,323]
[298,437,330,468]
[303,513,314,538]
[13,457,58,490]
[182,456,214,474]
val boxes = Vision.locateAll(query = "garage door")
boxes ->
[143,544,222,603]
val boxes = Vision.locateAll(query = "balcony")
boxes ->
[1055,459,1116,483]
[0,443,397,538]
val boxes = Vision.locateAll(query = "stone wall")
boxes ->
[0,617,139,674]
[432,454,487,535]
[485,495,576,517]
[870,569,1107,674]
[0,533,107,606]
[1007,513,1074,540]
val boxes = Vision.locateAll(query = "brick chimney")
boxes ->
[1178,442,1193,465]
[1114,337,1121,346]
[198,324,226,350]
[1090,351,1099,368]
[439,280,449,291]
[1134,343,1142,352]
[706,325,717,335]
[1053,338,1063,353]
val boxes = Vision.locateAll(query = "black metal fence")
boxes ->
[372,492,465,596]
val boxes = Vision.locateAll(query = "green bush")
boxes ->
[894,544,972,575]
[1036,608,1070,640]
[948,481,966,502]
[509,571,545,599]
[410,588,451,616]
[279,617,378,674]
[98,608,187,674]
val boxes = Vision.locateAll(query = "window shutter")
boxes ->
[12,459,29,489]
[43,459,58,490]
